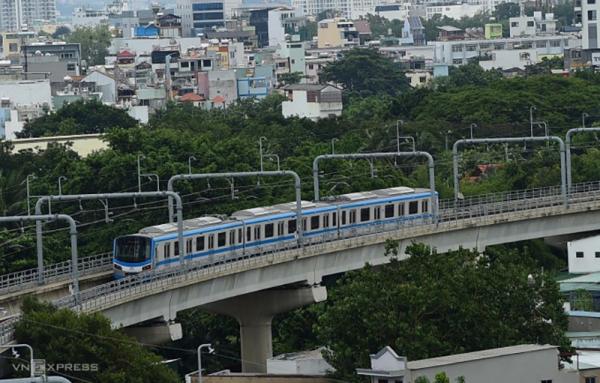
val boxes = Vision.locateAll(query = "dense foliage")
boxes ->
[0,48,595,378]
[66,25,112,66]
[317,244,570,380]
[18,99,138,138]
[14,297,179,382]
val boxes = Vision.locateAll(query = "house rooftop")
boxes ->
[407,344,557,370]
[437,25,463,32]
[283,84,338,91]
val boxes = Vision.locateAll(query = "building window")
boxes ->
[541,380,553,383]
[595,252,600,258]
[67,63,76,71]
[451,45,463,52]
[218,232,226,247]
[265,223,274,238]
[585,377,596,383]
[577,251,584,258]
[511,21,518,27]
[590,10,598,20]
[360,208,370,222]
[378,379,388,383]
[527,21,534,27]
[550,39,562,47]
[409,201,419,214]
[310,216,320,230]
[466,44,477,51]
[419,76,427,83]
[589,0,596,4]
[452,58,463,65]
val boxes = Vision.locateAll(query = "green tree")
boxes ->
[18,99,138,137]
[15,297,179,383]
[317,244,570,380]
[494,2,521,20]
[320,48,410,97]
[278,72,303,86]
[415,377,431,383]
[67,25,112,66]
[435,372,450,383]
[573,289,594,311]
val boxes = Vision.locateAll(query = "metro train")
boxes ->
[112,186,437,277]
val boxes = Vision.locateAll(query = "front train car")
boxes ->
[112,235,153,278]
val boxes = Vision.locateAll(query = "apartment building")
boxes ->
[317,18,359,49]
[577,0,600,49]
[0,0,56,32]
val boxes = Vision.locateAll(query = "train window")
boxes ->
[229,230,235,245]
[246,227,251,241]
[374,207,381,220]
[186,239,192,254]
[164,243,171,258]
[218,232,226,247]
[360,208,370,222]
[333,212,337,226]
[349,210,357,224]
[385,204,394,218]
[311,216,319,230]
[196,236,205,251]
[208,235,214,249]
[288,219,297,234]
[422,200,429,213]
[323,214,329,228]
[409,201,419,214]
[341,211,347,225]
[254,226,261,240]
[265,223,274,238]
[174,241,179,256]
[277,222,284,236]
[398,203,405,216]
[238,228,243,243]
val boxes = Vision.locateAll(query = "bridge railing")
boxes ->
[51,180,600,311]
[0,252,112,294]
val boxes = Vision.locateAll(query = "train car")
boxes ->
[112,186,437,277]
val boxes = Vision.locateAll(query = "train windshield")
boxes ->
[114,236,151,263]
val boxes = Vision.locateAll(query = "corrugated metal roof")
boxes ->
[407,345,557,370]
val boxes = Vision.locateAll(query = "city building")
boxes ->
[436,25,465,41]
[356,345,579,383]
[578,0,600,49]
[21,42,81,78]
[282,83,342,120]
[317,18,359,48]
[402,16,426,46]
[433,35,580,66]
[485,23,503,39]
[510,12,557,38]
[0,78,51,139]
[374,4,410,21]
[71,7,109,28]
[426,3,485,20]
[293,0,375,19]
[0,0,56,32]
[276,37,306,74]
[176,0,225,36]
[567,235,600,274]
[266,348,335,375]
[0,30,35,61]
[247,7,292,48]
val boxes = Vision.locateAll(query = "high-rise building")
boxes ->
[0,0,56,32]
[577,0,600,49]
[176,0,241,36]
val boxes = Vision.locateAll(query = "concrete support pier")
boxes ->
[205,285,327,373]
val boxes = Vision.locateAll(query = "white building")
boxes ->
[479,48,538,70]
[374,4,410,21]
[0,0,57,32]
[510,12,558,38]
[426,3,485,20]
[356,345,579,383]
[433,35,580,66]
[579,0,600,49]
[82,71,117,104]
[282,84,342,121]
[292,0,375,19]
[567,235,600,274]
[267,348,335,375]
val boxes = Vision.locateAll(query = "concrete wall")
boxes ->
[568,235,600,274]
[10,134,109,157]
[408,348,578,383]
[0,79,51,106]
[188,375,337,383]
